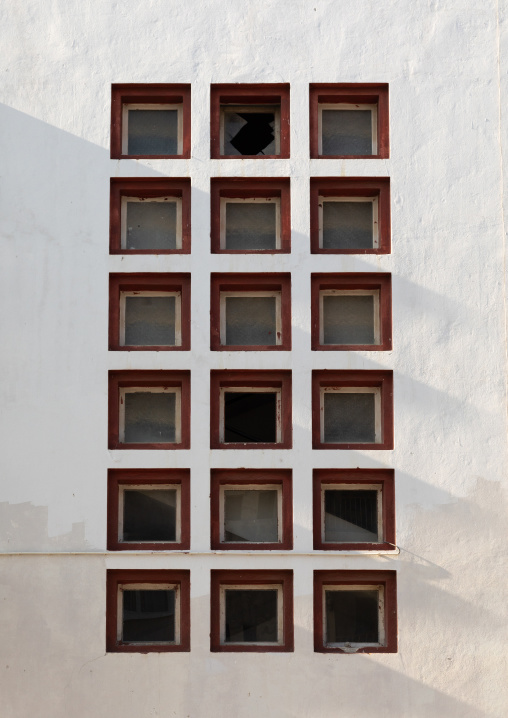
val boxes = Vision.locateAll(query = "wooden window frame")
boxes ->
[107,469,190,551]
[109,273,191,351]
[111,84,191,159]
[211,178,291,254]
[211,84,290,159]
[312,469,395,551]
[311,273,392,351]
[210,570,294,652]
[110,178,191,255]
[211,273,291,351]
[312,370,393,450]
[309,83,389,159]
[310,177,390,255]
[313,570,397,653]
[211,469,292,550]
[210,370,292,450]
[108,370,190,450]
[106,569,190,652]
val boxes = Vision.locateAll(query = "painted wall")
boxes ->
[0,1,507,716]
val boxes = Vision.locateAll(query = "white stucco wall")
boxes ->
[0,1,507,716]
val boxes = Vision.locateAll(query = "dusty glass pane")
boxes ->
[224,392,277,443]
[324,490,378,543]
[323,295,375,345]
[225,589,278,643]
[123,489,177,542]
[225,203,277,250]
[224,490,278,543]
[126,201,177,251]
[122,589,175,642]
[324,392,376,443]
[223,107,277,156]
[225,296,277,346]
[321,109,372,156]
[124,296,176,346]
[124,392,176,443]
[127,109,178,155]
[322,201,373,250]
[325,589,379,644]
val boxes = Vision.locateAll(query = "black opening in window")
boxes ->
[224,392,277,442]
[223,108,278,156]
[123,489,177,542]
[225,589,278,643]
[122,589,175,643]
[324,490,378,543]
[325,589,379,644]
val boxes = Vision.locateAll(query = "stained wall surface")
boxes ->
[0,1,507,716]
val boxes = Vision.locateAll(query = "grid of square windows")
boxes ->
[106,82,396,653]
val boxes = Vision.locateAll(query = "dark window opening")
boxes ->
[122,589,175,643]
[324,490,378,543]
[325,589,379,644]
[225,589,278,643]
[123,489,177,542]
[224,392,277,443]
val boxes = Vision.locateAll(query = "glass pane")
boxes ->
[224,392,277,443]
[124,296,177,346]
[225,203,277,250]
[224,108,277,156]
[324,392,376,443]
[324,490,378,543]
[322,295,375,345]
[322,201,373,250]
[225,589,278,643]
[321,109,372,156]
[224,490,278,543]
[127,109,178,155]
[122,589,175,642]
[126,201,177,251]
[124,392,176,443]
[325,589,379,644]
[123,489,177,542]
[225,296,277,346]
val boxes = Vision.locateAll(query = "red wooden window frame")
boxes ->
[108,370,191,450]
[210,273,291,351]
[313,570,397,653]
[210,469,293,550]
[312,469,395,551]
[109,273,191,351]
[310,177,391,255]
[110,178,191,255]
[107,469,190,551]
[210,83,290,159]
[210,370,292,450]
[309,83,389,159]
[210,570,294,653]
[106,569,191,653]
[111,84,191,159]
[210,177,291,254]
[312,370,394,450]
[311,273,392,351]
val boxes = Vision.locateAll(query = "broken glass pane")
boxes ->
[122,589,175,642]
[225,202,277,250]
[324,392,376,443]
[124,392,176,443]
[223,107,277,156]
[225,589,278,643]
[325,589,379,644]
[324,490,378,543]
[224,392,277,443]
[225,296,277,346]
[322,201,373,250]
[321,109,372,156]
[124,295,177,346]
[127,109,178,155]
[322,295,375,345]
[123,489,177,542]
[126,201,177,251]
[224,489,278,542]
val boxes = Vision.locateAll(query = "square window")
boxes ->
[210,371,292,449]
[111,84,191,159]
[211,469,292,550]
[310,178,390,255]
[211,178,290,254]
[311,273,391,350]
[211,84,290,159]
[310,84,389,158]
[106,570,190,652]
[313,469,395,551]
[107,469,190,551]
[312,370,393,450]
[313,571,397,653]
[108,371,190,449]
[109,274,190,351]
[210,570,293,652]
[110,179,191,255]
[211,274,291,350]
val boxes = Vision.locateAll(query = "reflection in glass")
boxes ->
[123,489,177,542]
[224,589,278,643]
[324,490,378,543]
[224,489,278,543]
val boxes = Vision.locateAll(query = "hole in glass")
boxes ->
[324,489,379,543]
[122,489,177,542]
[224,589,279,643]
[323,392,376,443]
[224,392,277,443]
[124,392,177,443]
[127,109,179,155]
[223,489,279,543]
[122,589,176,643]
[223,106,278,156]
